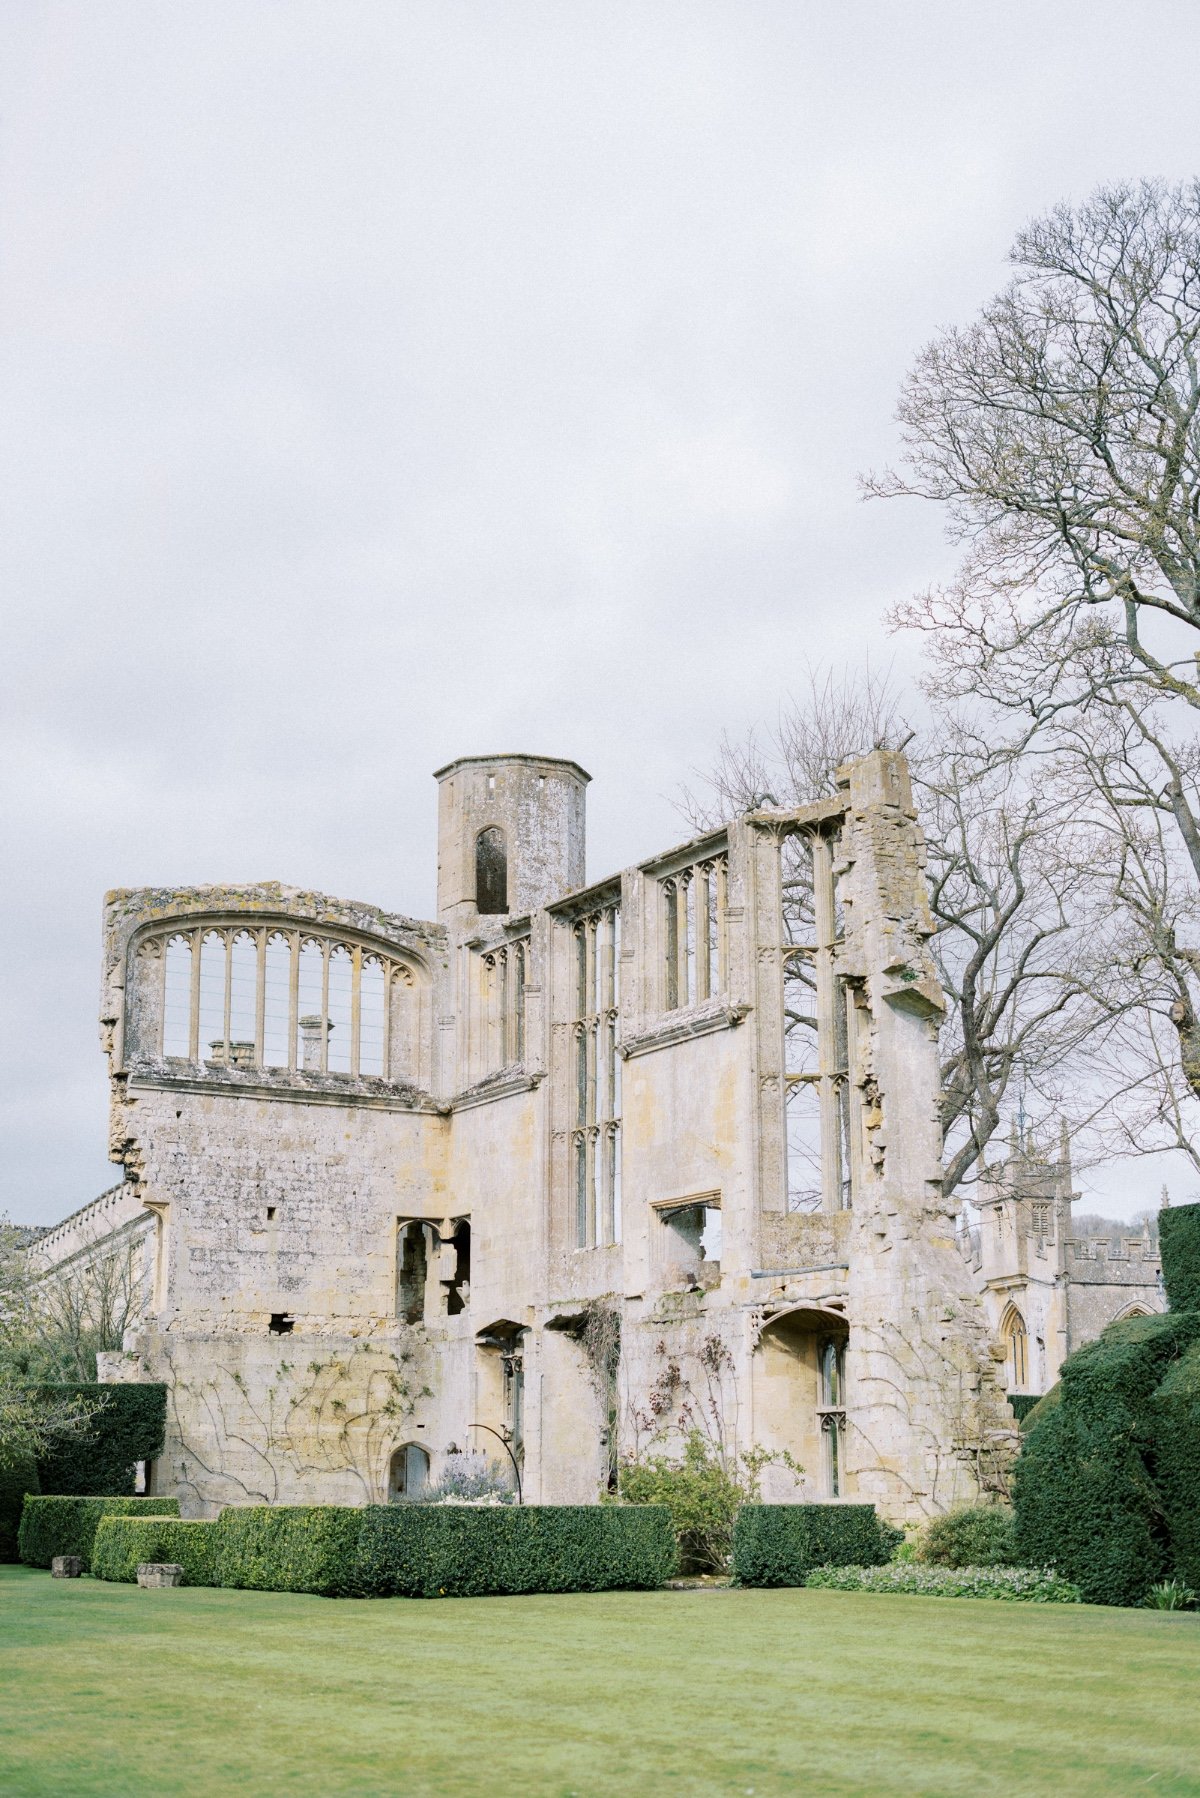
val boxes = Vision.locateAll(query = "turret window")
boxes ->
[476,827,508,914]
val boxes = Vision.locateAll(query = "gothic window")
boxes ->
[397,1221,429,1325]
[145,919,415,1082]
[662,854,727,1009]
[782,829,856,1213]
[476,938,528,1077]
[1001,1304,1029,1390]
[572,902,622,1248]
[476,826,508,914]
[818,1336,847,1498]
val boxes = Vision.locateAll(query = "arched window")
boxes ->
[476,827,508,914]
[1001,1304,1029,1391]
[388,1443,430,1502]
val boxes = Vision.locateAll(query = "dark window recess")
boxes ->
[447,1221,471,1316]
[397,1222,428,1325]
[269,1313,294,1335]
[266,1206,276,1221]
[475,827,508,914]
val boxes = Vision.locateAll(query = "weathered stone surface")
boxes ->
[136,1563,183,1588]
[51,1555,83,1578]
[28,749,1057,1526]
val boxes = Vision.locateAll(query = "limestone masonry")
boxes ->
[31,751,1162,1519]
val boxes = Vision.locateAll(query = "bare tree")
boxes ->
[0,1214,145,1384]
[868,180,1200,1096]
[683,673,1127,1198]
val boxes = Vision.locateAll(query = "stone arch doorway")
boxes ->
[752,1305,850,1501]
[388,1442,430,1502]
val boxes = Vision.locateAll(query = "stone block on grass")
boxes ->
[137,1562,184,1588]
[51,1555,82,1578]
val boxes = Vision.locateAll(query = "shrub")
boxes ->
[218,1505,365,1597]
[0,1451,39,1563]
[1160,1202,1200,1313]
[412,1458,516,1506]
[1012,1311,1200,1606]
[34,1385,166,1497]
[1007,1393,1041,1425]
[1143,1580,1196,1610]
[354,1503,675,1598]
[1151,1338,1200,1590]
[615,1433,746,1572]
[804,1563,1081,1603]
[18,1494,181,1571]
[732,1505,892,1588]
[92,1515,221,1586]
[921,1505,1017,1569]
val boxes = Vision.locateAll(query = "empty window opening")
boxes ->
[388,1442,430,1502]
[446,1221,471,1316]
[781,830,857,1213]
[266,1206,276,1222]
[151,920,411,1081]
[663,854,727,1010]
[476,938,528,1077]
[397,1221,429,1325]
[269,1313,294,1335]
[503,1351,525,1467]
[571,902,622,1248]
[818,1336,847,1497]
[476,826,508,914]
[658,1199,721,1285]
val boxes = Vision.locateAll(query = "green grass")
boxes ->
[2,1566,1199,1797]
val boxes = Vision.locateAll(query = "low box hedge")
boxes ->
[218,1505,365,1597]
[18,1494,181,1571]
[732,1504,892,1587]
[354,1502,675,1598]
[92,1515,222,1587]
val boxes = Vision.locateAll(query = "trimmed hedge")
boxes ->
[732,1505,892,1588]
[218,1505,365,1597]
[1007,1394,1041,1425]
[1161,1203,1200,1314]
[34,1384,166,1497]
[18,1494,181,1571]
[92,1515,222,1587]
[0,1453,39,1563]
[1152,1338,1200,1590]
[354,1503,675,1599]
[1013,1311,1200,1606]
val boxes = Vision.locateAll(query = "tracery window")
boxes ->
[152,922,413,1080]
[818,1335,847,1498]
[782,830,857,1213]
[662,854,727,1009]
[476,938,528,1075]
[572,902,622,1248]
[1001,1304,1029,1391]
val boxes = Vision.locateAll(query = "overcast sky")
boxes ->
[4,3,1200,1225]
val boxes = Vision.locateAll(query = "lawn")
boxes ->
[1,1567,1198,1798]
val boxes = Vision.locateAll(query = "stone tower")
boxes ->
[433,754,589,934]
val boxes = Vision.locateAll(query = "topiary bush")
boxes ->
[731,1505,892,1588]
[921,1505,1017,1569]
[0,1452,39,1563]
[218,1505,364,1597]
[92,1515,221,1587]
[1013,1310,1200,1606]
[354,1503,675,1598]
[1160,1203,1200,1313]
[18,1494,181,1571]
[34,1385,166,1497]
[1151,1337,1200,1591]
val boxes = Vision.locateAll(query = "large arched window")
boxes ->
[1001,1303,1029,1391]
[476,827,508,914]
